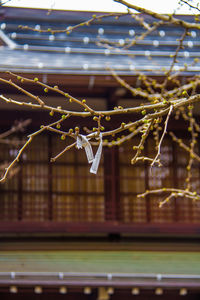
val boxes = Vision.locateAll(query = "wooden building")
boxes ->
[0,6,200,299]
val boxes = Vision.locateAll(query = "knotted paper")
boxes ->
[76,134,94,163]
[76,133,103,174]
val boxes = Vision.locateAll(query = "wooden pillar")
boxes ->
[104,89,120,223]
[48,134,53,221]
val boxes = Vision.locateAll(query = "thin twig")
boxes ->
[51,142,77,162]
[0,115,70,182]
[0,119,31,140]
[151,105,173,167]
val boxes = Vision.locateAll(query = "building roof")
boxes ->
[0,7,199,75]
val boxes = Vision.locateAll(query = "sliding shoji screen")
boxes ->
[51,136,105,222]
[0,133,105,223]
[118,135,200,224]
[22,135,49,221]
[175,138,200,223]
[119,138,147,223]
[0,135,21,221]
[1,129,200,227]
[147,138,175,223]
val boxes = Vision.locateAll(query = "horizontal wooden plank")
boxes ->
[0,250,200,275]
[0,221,200,236]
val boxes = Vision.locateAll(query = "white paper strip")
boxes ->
[81,135,94,163]
[90,133,103,174]
[76,134,103,174]
[76,135,94,163]
[76,135,83,149]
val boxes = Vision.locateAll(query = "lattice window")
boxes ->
[119,138,147,223]
[0,134,21,221]
[0,133,104,222]
[51,136,104,222]
[0,129,200,228]
[176,138,200,223]
[119,135,200,224]
[148,138,175,223]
